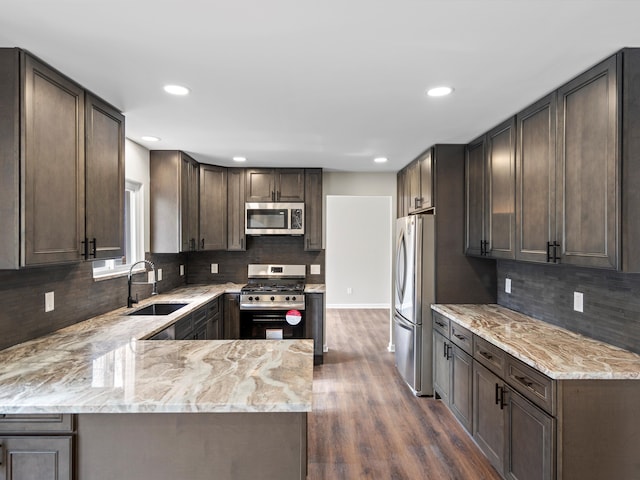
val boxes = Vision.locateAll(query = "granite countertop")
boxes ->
[0,284,313,414]
[304,284,326,293]
[432,304,640,380]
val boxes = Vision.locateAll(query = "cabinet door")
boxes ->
[306,293,324,364]
[180,154,199,252]
[85,93,125,260]
[487,118,516,259]
[465,136,486,256]
[432,331,451,404]
[223,294,240,339]
[557,54,618,269]
[245,168,276,202]
[516,94,557,263]
[504,388,555,480]
[450,344,473,432]
[23,54,85,266]
[419,148,434,210]
[277,169,305,202]
[227,168,246,251]
[0,436,72,480]
[406,159,421,213]
[473,361,505,476]
[199,165,227,250]
[304,169,323,251]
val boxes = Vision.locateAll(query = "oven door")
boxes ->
[240,309,305,339]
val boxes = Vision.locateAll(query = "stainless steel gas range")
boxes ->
[239,264,306,340]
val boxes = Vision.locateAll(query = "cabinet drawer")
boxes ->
[207,297,220,317]
[432,311,450,337]
[193,307,208,330]
[474,336,506,377]
[506,356,555,415]
[174,315,194,340]
[450,323,473,354]
[0,414,74,433]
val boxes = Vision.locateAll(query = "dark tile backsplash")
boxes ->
[187,236,325,284]
[497,260,640,354]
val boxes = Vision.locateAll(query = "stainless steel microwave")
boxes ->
[245,203,305,235]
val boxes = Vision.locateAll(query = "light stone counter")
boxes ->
[304,283,326,293]
[0,283,313,414]
[432,304,640,380]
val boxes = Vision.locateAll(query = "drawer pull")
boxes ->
[453,333,467,341]
[515,375,536,389]
[435,321,446,328]
[479,350,493,360]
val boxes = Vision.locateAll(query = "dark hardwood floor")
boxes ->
[308,308,502,480]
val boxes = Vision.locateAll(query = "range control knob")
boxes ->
[270,296,275,301]
[285,296,290,301]
[248,296,253,301]
[255,296,260,301]
[292,296,297,301]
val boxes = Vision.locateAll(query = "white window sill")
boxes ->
[93,265,146,282]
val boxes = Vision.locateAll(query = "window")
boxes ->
[92,180,145,279]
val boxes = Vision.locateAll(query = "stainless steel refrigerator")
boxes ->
[394,214,436,396]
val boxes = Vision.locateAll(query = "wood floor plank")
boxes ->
[308,308,502,480]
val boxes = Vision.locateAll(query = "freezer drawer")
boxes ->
[394,314,421,393]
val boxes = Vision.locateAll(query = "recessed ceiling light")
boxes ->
[426,86,454,97]
[141,136,160,142]
[374,157,388,163]
[233,156,247,162]
[163,84,190,96]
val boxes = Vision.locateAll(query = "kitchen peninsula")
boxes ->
[0,285,313,480]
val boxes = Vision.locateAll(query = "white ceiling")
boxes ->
[3,1,640,172]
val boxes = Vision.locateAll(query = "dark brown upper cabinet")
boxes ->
[465,118,516,260]
[150,151,200,253]
[85,93,125,261]
[397,149,434,216]
[199,165,227,251]
[556,55,618,269]
[0,48,124,269]
[245,168,304,202]
[227,168,246,251]
[304,168,323,251]
[515,93,557,264]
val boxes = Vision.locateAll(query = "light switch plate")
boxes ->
[310,264,321,275]
[157,269,163,281]
[211,263,218,274]
[45,291,55,312]
[505,278,512,294]
[574,291,584,312]
[147,271,155,284]
[180,265,185,276]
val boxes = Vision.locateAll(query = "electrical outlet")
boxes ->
[505,278,512,294]
[211,263,218,274]
[347,287,352,295]
[157,268,163,281]
[147,271,155,284]
[45,291,55,312]
[180,264,185,276]
[310,264,321,275]
[574,292,584,313]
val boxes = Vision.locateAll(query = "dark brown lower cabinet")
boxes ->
[305,293,324,364]
[449,344,473,432]
[473,360,554,480]
[223,294,240,339]
[432,331,451,405]
[0,414,74,480]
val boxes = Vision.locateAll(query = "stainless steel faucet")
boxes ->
[127,260,158,308]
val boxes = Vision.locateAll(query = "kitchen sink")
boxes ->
[127,302,189,316]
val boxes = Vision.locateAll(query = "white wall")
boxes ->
[326,196,392,308]
[124,139,150,252]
